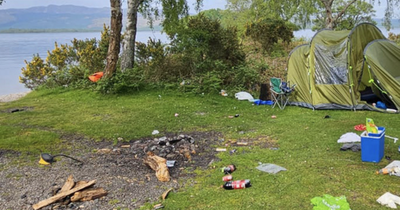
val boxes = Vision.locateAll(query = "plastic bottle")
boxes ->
[222,175,232,182]
[221,164,236,174]
[376,168,391,175]
[376,167,400,175]
[221,179,251,190]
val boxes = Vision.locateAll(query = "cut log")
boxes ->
[32,180,96,210]
[143,152,170,182]
[74,180,89,189]
[70,187,107,202]
[60,175,75,193]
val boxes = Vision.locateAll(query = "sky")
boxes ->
[0,0,388,18]
[0,0,226,13]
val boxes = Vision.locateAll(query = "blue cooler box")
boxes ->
[361,127,385,162]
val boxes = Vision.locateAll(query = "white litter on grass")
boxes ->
[256,163,287,174]
[235,92,254,101]
[377,192,400,209]
[152,130,160,135]
[383,160,400,177]
[337,132,361,143]
[386,135,399,143]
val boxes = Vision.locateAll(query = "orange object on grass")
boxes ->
[89,72,104,82]
[354,124,366,131]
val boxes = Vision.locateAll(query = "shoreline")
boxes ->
[0,91,32,103]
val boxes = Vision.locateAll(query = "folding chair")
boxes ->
[270,77,295,110]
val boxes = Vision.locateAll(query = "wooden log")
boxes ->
[60,175,75,193]
[32,180,96,210]
[74,180,89,189]
[70,187,107,202]
[143,152,170,182]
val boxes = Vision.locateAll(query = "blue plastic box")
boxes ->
[361,127,385,162]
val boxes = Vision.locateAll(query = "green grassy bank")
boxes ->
[1,89,399,209]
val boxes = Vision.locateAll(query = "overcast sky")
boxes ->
[0,0,226,12]
[0,0,388,18]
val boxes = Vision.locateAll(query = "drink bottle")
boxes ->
[376,167,400,175]
[221,164,236,174]
[221,179,251,190]
[222,175,232,182]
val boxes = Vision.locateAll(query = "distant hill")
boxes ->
[0,5,162,32]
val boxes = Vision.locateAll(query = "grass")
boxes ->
[1,88,400,209]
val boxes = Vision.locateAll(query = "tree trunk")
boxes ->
[104,0,123,78]
[322,0,335,29]
[120,0,141,71]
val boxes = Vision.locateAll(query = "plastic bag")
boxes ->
[366,118,378,134]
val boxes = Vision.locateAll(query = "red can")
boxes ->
[222,175,232,182]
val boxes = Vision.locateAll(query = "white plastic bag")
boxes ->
[235,92,254,101]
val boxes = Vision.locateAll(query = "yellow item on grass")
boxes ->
[38,155,50,165]
[366,118,378,134]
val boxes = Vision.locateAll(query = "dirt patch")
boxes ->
[0,131,223,210]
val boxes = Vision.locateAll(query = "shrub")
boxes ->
[20,25,110,90]
[95,67,145,94]
[245,18,294,54]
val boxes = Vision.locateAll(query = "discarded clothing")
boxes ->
[337,132,361,143]
[311,194,351,210]
[340,143,361,152]
[256,163,286,174]
[377,192,400,209]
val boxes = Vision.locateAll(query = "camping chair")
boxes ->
[270,77,295,110]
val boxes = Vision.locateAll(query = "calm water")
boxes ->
[2,28,400,95]
[0,31,169,95]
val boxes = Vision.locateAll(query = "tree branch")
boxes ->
[334,0,357,22]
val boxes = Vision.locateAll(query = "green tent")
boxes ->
[287,23,399,112]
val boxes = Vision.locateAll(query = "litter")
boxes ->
[354,124,366,131]
[216,148,227,152]
[39,153,83,165]
[221,179,251,190]
[166,160,176,168]
[366,118,378,133]
[386,135,399,143]
[229,149,237,155]
[235,91,254,101]
[340,143,361,152]
[88,72,103,82]
[376,166,400,175]
[253,99,274,105]
[152,130,160,135]
[220,90,228,96]
[311,194,351,210]
[377,192,400,209]
[381,160,400,177]
[337,132,361,143]
[256,163,286,174]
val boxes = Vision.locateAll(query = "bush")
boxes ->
[20,25,110,90]
[95,67,145,94]
[245,18,294,54]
